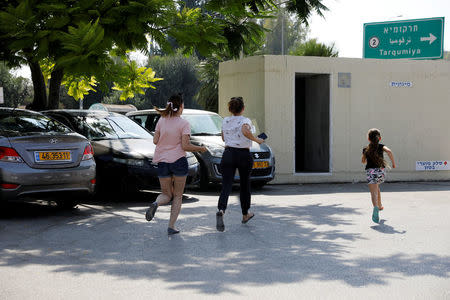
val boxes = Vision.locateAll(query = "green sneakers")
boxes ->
[372,206,380,223]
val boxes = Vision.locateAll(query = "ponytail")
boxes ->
[154,94,183,117]
[364,128,386,168]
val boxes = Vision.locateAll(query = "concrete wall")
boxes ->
[219,55,450,183]
[218,56,266,131]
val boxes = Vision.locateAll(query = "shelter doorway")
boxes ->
[295,73,330,173]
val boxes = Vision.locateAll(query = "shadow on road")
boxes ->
[1,187,449,295]
[371,219,407,234]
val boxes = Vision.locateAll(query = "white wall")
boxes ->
[219,55,450,183]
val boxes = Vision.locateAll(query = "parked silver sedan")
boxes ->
[0,108,96,207]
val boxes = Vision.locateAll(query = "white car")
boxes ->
[127,109,275,189]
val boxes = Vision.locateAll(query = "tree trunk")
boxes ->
[29,61,47,111]
[48,68,64,109]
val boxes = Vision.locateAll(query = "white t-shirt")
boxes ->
[222,116,254,149]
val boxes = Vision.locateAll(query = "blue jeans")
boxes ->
[218,147,253,215]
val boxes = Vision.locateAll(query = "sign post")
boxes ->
[363,17,444,60]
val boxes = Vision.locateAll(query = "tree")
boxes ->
[195,55,221,112]
[289,38,338,57]
[0,0,328,110]
[0,62,32,107]
[144,53,201,109]
[261,9,308,55]
[101,52,200,110]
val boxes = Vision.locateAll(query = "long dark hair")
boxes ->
[154,94,183,117]
[364,128,386,168]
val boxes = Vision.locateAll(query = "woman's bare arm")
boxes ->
[181,135,207,152]
[242,124,264,144]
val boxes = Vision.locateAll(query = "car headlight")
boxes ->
[207,146,224,157]
[112,157,145,167]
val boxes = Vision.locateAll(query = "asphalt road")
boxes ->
[1,182,449,300]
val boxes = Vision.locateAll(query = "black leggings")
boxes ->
[218,147,253,215]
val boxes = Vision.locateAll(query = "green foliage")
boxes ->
[289,39,338,57]
[63,76,98,101]
[112,60,162,101]
[0,0,328,109]
[285,0,328,25]
[144,53,201,109]
[261,9,308,55]
[39,59,55,83]
[57,19,109,74]
[195,55,222,112]
[0,63,33,107]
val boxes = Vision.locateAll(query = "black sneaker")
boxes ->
[216,211,225,232]
[167,227,180,235]
[145,202,158,221]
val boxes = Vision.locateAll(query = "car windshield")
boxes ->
[79,116,152,140]
[182,114,222,136]
[0,111,71,137]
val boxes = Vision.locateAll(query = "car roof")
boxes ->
[43,109,124,118]
[127,108,219,116]
[89,103,137,113]
[0,107,43,116]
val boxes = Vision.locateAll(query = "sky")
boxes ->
[13,0,450,78]
[307,0,450,58]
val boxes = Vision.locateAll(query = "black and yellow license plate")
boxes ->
[253,161,269,169]
[35,151,71,162]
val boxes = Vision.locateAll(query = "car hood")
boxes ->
[190,135,271,152]
[92,138,155,158]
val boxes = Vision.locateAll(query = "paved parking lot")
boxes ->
[1,182,450,299]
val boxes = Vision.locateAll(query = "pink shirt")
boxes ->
[153,116,191,163]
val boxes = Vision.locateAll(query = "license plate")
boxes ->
[253,161,269,169]
[35,151,71,162]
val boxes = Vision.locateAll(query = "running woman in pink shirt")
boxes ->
[145,94,206,235]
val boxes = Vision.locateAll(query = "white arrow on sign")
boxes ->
[420,33,437,44]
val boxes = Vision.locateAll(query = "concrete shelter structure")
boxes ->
[218,55,450,183]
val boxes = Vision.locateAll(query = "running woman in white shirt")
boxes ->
[216,96,264,232]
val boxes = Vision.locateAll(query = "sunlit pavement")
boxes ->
[1,182,449,299]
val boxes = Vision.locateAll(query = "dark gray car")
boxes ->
[127,109,275,189]
[43,110,200,194]
[0,108,96,207]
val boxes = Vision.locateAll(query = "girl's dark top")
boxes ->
[363,143,385,169]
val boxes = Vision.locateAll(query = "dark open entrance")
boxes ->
[295,73,330,173]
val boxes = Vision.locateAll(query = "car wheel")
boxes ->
[55,198,79,209]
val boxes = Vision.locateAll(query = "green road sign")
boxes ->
[363,17,444,60]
